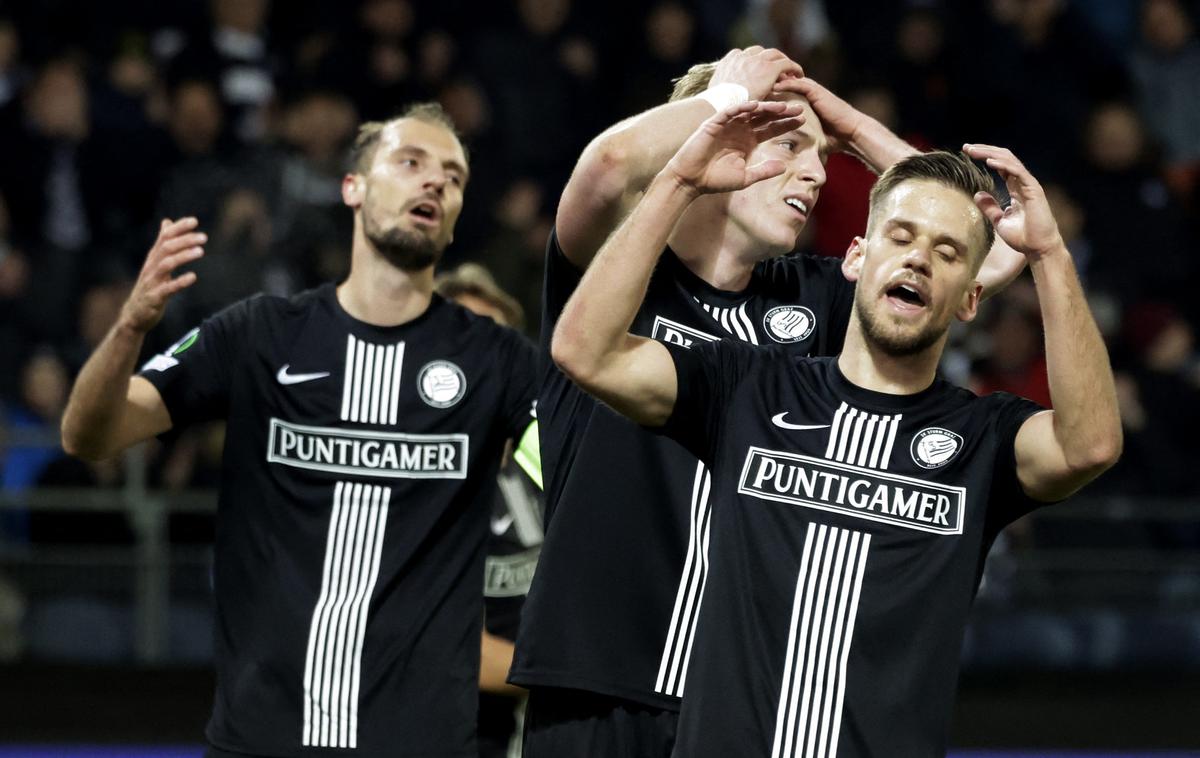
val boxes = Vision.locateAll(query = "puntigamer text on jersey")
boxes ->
[737,447,965,535]
[268,418,469,479]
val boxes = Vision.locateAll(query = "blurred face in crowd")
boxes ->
[1085,103,1144,173]
[22,351,68,421]
[170,81,223,156]
[844,179,986,356]
[345,118,468,271]
[1142,0,1193,52]
[27,60,88,141]
[212,0,269,33]
[723,94,828,258]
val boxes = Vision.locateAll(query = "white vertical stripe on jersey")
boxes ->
[818,530,863,757]
[833,408,857,462]
[348,486,389,747]
[359,344,376,423]
[845,411,867,467]
[736,303,759,345]
[389,342,405,425]
[675,468,713,693]
[827,531,871,758]
[824,404,849,459]
[340,336,405,424]
[340,339,356,420]
[726,307,749,342]
[771,525,871,758]
[771,522,817,758]
[301,482,391,748]
[655,462,712,696]
[377,344,394,424]
[879,415,900,470]
[350,337,366,422]
[867,415,890,469]
[855,416,878,467]
[303,481,345,747]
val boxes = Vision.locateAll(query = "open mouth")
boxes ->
[408,202,441,224]
[885,282,927,310]
[784,197,809,218]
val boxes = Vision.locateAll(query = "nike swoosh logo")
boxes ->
[771,412,830,431]
[276,365,331,385]
[490,514,514,535]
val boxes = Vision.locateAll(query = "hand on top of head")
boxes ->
[710,46,803,101]
[963,144,1065,262]
[772,77,859,153]
[120,217,206,334]
[665,100,806,196]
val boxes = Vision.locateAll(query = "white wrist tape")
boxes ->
[697,82,750,113]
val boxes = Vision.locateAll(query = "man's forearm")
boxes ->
[1031,247,1122,467]
[845,116,919,173]
[553,172,696,377]
[61,322,145,459]
[593,99,720,195]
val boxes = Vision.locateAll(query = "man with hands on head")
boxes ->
[61,104,538,758]
[511,46,1024,756]
[551,99,1121,758]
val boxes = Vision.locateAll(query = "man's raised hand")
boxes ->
[120,217,206,334]
[963,144,1065,261]
[665,100,805,196]
[709,46,803,102]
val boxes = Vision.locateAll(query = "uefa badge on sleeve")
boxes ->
[417,360,466,408]
[910,427,963,469]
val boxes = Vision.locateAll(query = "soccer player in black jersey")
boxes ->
[551,100,1122,757]
[511,48,1025,756]
[60,104,538,758]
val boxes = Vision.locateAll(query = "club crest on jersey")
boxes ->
[910,427,963,469]
[763,306,816,344]
[417,360,466,408]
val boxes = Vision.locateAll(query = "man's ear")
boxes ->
[842,237,865,283]
[956,280,983,323]
[342,174,364,208]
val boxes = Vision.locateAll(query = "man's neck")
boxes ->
[337,230,434,327]
[667,196,785,292]
[837,314,944,396]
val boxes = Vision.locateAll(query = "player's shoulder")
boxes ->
[756,251,846,288]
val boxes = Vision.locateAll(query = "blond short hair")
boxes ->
[349,102,468,173]
[435,263,525,330]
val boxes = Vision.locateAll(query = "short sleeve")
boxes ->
[496,327,539,441]
[985,391,1051,526]
[656,339,763,463]
[138,298,253,427]
[539,228,583,349]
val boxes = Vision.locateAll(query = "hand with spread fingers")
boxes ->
[121,217,207,333]
[665,100,805,196]
[964,144,1065,261]
[708,46,804,101]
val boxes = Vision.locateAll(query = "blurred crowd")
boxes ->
[0,0,1198,544]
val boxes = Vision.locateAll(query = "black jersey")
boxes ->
[139,283,536,758]
[510,231,854,709]
[659,340,1045,758]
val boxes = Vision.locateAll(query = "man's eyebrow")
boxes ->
[395,144,469,180]
[885,218,968,253]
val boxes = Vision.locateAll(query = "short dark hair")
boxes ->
[348,101,468,173]
[868,151,996,264]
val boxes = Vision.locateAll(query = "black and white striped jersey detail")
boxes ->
[340,335,405,425]
[824,403,902,470]
[696,300,760,345]
[302,481,391,749]
[655,461,713,697]
[771,523,870,758]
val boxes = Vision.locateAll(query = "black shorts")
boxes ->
[522,687,678,758]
